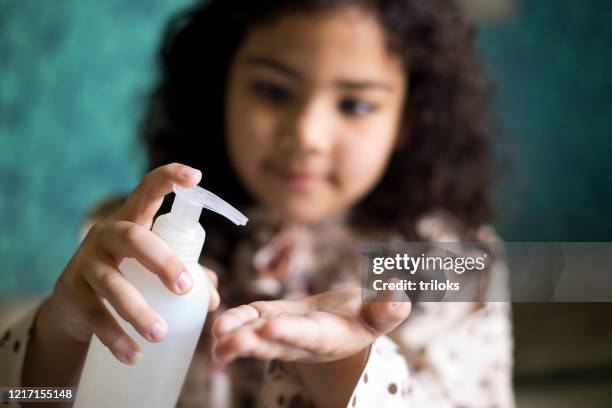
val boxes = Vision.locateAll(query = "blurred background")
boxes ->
[1,0,611,406]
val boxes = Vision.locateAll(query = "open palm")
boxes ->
[212,286,411,364]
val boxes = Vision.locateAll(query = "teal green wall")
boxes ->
[1,1,611,296]
[478,1,612,242]
[0,0,193,295]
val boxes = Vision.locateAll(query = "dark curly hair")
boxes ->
[142,0,495,256]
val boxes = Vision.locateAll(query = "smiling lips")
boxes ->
[271,166,327,190]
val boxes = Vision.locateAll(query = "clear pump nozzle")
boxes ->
[170,184,249,229]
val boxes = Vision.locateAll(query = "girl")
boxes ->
[1,0,514,406]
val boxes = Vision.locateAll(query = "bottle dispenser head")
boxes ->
[170,184,249,229]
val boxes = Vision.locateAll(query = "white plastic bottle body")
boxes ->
[74,256,210,408]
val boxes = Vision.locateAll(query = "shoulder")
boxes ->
[414,208,510,301]
[415,208,503,244]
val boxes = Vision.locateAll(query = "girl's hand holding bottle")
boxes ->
[27,163,220,373]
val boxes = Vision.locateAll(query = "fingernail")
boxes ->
[176,272,192,293]
[149,321,167,342]
[124,347,141,364]
[182,166,200,179]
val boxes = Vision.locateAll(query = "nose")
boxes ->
[279,98,334,155]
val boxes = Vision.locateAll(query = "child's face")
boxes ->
[225,6,406,223]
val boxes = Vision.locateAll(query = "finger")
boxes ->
[212,297,315,338]
[364,301,411,335]
[199,266,219,311]
[362,281,411,335]
[248,297,315,319]
[112,163,202,228]
[213,296,317,338]
[256,312,328,354]
[213,324,260,362]
[248,335,313,362]
[78,286,142,365]
[94,220,192,295]
[213,325,311,363]
[212,304,260,338]
[208,285,220,312]
[81,257,168,343]
[203,267,218,290]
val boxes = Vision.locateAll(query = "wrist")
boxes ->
[22,297,89,387]
[286,345,372,408]
[293,345,371,377]
[31,297,88,363]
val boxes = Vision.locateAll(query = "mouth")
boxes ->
[267,164,329,191]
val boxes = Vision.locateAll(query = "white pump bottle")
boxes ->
[74,184,248,408]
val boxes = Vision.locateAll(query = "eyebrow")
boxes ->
[243,55,393,92]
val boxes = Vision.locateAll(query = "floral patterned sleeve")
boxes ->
[0,305,41,407]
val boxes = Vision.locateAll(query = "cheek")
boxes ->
[334,125,397,202]
[336,141,390,197]
[226,91,277,181]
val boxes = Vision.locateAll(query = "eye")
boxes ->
[338,98,377,117]
[250,80,293,103]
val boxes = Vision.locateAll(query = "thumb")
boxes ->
[363,279,411,335]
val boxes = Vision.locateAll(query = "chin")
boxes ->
[278,206,327,224]
[267,198,334,225]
